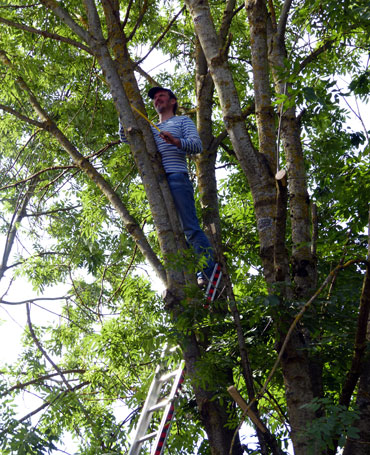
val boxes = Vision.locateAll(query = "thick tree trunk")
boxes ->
[245,0,276,171]
[185,0,277,286]
[343,246,370,455]
[182,333,243,455]
[343,351,370,455]
[267,27,316,297]
[278,328,318,454]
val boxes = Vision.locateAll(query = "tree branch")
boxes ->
[18,381,89,424]
[0,49,166,283]
[0,296,68,306]
[0,16,92,54]
[121,0,134,30]
[134,64,158,86]
[0,178,38,281]
[127,0,149,41]
[299,39,334,73]
[135,6,185,65]
[277,0,293,42]
[0,102,45,128]
[39,0,90,43]
[1,369,86,397]
[0,165,77,191]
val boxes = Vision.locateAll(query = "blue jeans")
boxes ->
[167,173,215,279]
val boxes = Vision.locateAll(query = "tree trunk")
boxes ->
[343,349,370,455]
[267,20,316,297]
[182,333,243,455]
[185,0,277,286]
[343,242,370,455]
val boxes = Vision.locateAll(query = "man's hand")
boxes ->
[159,131,181,149]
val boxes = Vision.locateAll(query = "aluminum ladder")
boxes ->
[128,347,185,455]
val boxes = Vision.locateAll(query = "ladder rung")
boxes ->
[137,431,157,443]
[149,398,171,412]
[159,369,181,382]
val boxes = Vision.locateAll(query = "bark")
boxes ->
[185,0,277,286]
[342,216,370,455]
[182,333,243,455]
[278,328,318,454]
[0,178,38,281]
[245,0,276,170]
[274,170,291,293]
[267,17,316,298]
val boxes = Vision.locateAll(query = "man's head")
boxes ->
[148,87,178,115]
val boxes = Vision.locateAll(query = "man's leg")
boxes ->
[166,173,215,278]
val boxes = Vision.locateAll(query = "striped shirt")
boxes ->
[119,115,202,174]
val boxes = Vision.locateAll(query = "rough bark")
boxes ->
[185,0,277,286]
[342,218,370,455]
[182,333,243,455]
[278,327,318,454]
[245,0,276,170]
[267,13,316,297]
[342,345,370,455]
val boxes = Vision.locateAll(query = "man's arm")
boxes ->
[159,131,181,148]
[160,117,202,154]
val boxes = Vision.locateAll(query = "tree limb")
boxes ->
[121,0,134,30]
[277,0,293,42]
[1,369,86,397]
[127,0,149,41]
[299,39,335,73]
[0,49,166,283]
[18,381,89,424]
[0,102,45,128]
[0,15,92,54]
[39,0,90,43]
[0,296,68,305]
[0,178,38,281]
[135,6,185,65]
[0,165,77,191]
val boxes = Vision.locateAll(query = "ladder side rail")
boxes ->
[151,401,175,455]
[128,365,164,455]
[151,365,185,455]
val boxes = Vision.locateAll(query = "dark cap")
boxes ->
[148,87,177,100]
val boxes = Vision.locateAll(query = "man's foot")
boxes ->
[197,274,207,289]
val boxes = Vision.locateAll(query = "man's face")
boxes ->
[153,90,176,114]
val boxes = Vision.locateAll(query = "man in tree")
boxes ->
[120,87,216,286]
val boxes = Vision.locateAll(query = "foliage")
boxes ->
[0,0,369,454]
